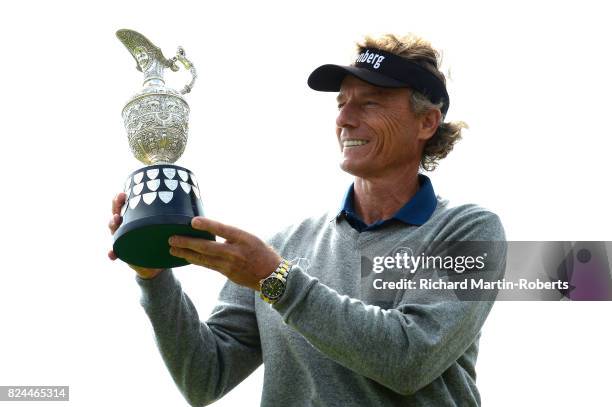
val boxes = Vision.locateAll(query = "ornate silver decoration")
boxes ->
[124,178,132,192]
[116,29,168,78]
[117,29,197,165]
[121,202,128,216]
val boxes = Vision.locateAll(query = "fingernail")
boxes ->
[192,217,203,227]
[168,236,175,245]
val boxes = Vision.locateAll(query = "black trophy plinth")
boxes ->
[113,164,215,269]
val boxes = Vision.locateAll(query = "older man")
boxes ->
[108,34,506,406]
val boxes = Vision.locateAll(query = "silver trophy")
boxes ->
[113,29,214,269]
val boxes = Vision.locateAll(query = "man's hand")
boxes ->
[107,192,164,280]
[168,217,282,291]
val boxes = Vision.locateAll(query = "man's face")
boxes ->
[335,76,428,178]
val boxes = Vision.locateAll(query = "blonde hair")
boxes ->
[357,34,468,171]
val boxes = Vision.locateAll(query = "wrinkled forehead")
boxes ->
[337,75,409,100]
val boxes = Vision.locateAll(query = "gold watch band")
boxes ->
[259,258,292,304]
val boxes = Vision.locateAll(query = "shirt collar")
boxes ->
[336,174,437,230]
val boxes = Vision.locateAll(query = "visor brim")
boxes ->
[307,64,407,91]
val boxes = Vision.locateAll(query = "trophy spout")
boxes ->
[116,29,171,87]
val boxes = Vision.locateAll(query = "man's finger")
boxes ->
[108,249,117,261]
[112,192,127,215]
[108,214,122,234]
[191,217,246,241]
[169,236,236,258]
[169,247,229,272]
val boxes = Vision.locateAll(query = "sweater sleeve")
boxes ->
[136,269,262,406]
[272,212,507,396]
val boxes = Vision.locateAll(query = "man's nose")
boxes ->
[336,102,359,129]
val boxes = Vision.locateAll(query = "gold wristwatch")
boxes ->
[259,258,292,304]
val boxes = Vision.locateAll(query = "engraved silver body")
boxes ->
[117,29,197,165]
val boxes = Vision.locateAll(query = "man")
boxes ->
[108,33,506,406]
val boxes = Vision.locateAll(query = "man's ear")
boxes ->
[418,109,442,141]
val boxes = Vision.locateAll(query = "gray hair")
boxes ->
[409,90,467,171]
[357,33,468,171]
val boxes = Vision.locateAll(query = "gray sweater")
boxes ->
[136,196,506,406]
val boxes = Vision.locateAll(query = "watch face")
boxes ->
[262,277,285,299]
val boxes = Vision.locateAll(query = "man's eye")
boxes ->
[364,101,377,106]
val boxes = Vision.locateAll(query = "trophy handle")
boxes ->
[169,47,197,95]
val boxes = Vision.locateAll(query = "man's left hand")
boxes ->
[168,217,282,291]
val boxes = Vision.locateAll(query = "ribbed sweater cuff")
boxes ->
[272,265,318,320]
[135,269,180,310]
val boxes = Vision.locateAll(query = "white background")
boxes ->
[0,0,610,406]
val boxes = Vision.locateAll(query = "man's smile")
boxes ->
[342,139,370,148]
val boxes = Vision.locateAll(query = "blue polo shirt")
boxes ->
[337,174,437,232]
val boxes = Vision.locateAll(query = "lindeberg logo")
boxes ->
[355,49,386,69]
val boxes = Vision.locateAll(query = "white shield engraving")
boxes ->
[143,192,157,205]
[178,170,189,182]
[180,181,191,194]
[132,183,144,195]
[147,168,160,180]
[164,179,178,191]
[133,171,144,184]
[192,186,200,199]
[129,195,141,209]
[124,178,132,192]
[159,191,173,203]
[147,179,161,191]
[163,168,176,179]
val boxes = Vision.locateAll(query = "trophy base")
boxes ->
[114,214,214,269]
[113,164,215,269]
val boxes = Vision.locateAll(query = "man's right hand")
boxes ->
[108,192,164,280]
